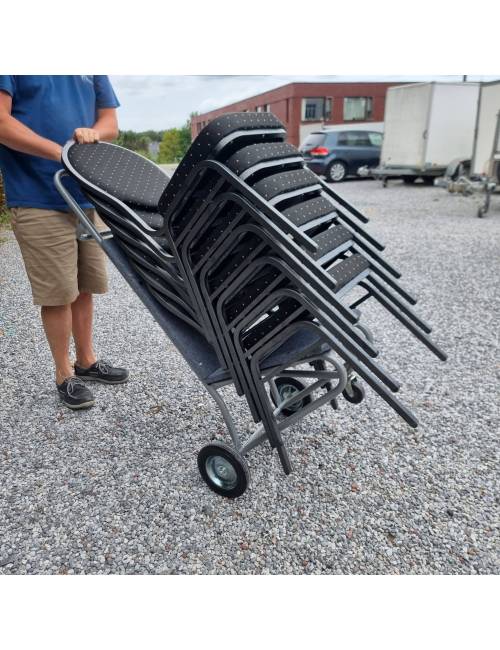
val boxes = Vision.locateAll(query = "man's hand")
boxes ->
[73,127,99,144]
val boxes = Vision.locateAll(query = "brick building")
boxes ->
[191,81,402,147]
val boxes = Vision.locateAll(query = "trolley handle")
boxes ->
[53,169,113,243]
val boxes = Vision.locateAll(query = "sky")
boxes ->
[110,75,499,132]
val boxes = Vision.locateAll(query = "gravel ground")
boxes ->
[0,180,498,574]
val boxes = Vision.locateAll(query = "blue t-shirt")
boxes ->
[0,75,120,210]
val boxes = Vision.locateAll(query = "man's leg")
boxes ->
[40,304,74,385]
[11,207,94,408]
[72,291,97,369]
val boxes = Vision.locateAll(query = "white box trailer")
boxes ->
[442,81,500,217]
[374,82,479,185]
[471,80,500,178]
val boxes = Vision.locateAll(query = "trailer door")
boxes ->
[381,84,432,168]
[472,82,500,176]
[425,84,479,168]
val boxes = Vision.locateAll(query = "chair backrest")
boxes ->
[158,112,286,213]
[66,142,169,211]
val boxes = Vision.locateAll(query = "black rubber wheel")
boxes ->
[270,377,311,417]
[342,378,366,405]
[477,206,485,218]
[197,441,249,498]
[326,160,347,183]
[403,177,416,184]
[422,176,435,186]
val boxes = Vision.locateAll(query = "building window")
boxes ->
[256,105,263,112]
[265,104,271,112]
[302,97,325,121]
[343,97,373,121]
[325,97,333,120]
[301,97,333,121]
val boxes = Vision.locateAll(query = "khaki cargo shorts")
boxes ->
[10,207,108,306]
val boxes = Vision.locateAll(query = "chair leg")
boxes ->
[361,281,447,361]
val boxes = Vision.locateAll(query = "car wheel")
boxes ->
[326,160,347,183]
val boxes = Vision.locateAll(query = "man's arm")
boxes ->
[74,107,119,144]
[0,90,62,161]
[0,91,119,158]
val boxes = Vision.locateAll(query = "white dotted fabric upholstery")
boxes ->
[281,196,337,227]
[68,143,169,209]
[251,169,319,201]
[312,225,351,260]
[329,254,369,289]
[226,142,299,175]
[158,112,285,213]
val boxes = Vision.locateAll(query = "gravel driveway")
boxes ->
[0,180,498,574]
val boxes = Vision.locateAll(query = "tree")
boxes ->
[179,119,192,155]
[158,129,183,164]
[115,130,151,155]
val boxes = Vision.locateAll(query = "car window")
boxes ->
[302,133,326,147]
[368,132,383,147]
[337,131,371,147]
[337,132,349,146]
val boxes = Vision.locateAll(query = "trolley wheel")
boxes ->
[342,378,366,405]
[197,441,249,498]
[270,377,311,417]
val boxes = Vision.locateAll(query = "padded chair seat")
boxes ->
[252,169,320,202]
[281,196,337,228]
[312,225,351,261]
[67,143,169,209]
[133,209,164,230]
[329,254,369,290]
[226,142,301,176]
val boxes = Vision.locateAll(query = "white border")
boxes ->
[0,576,498,649]
[2,1,499,74]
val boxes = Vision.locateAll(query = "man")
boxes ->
[0,75,128,410]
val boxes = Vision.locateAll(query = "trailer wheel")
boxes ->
[342,377,366,405]
[198,441,249,498]
[326,160,347,183]
[403,177,416,184]
[270,377,311,417]
[423,176,435,186]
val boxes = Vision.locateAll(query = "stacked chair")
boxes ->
[56,112,446,498]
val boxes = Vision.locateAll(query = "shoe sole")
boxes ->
[60,399,95,410]
[76,376,129,385]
